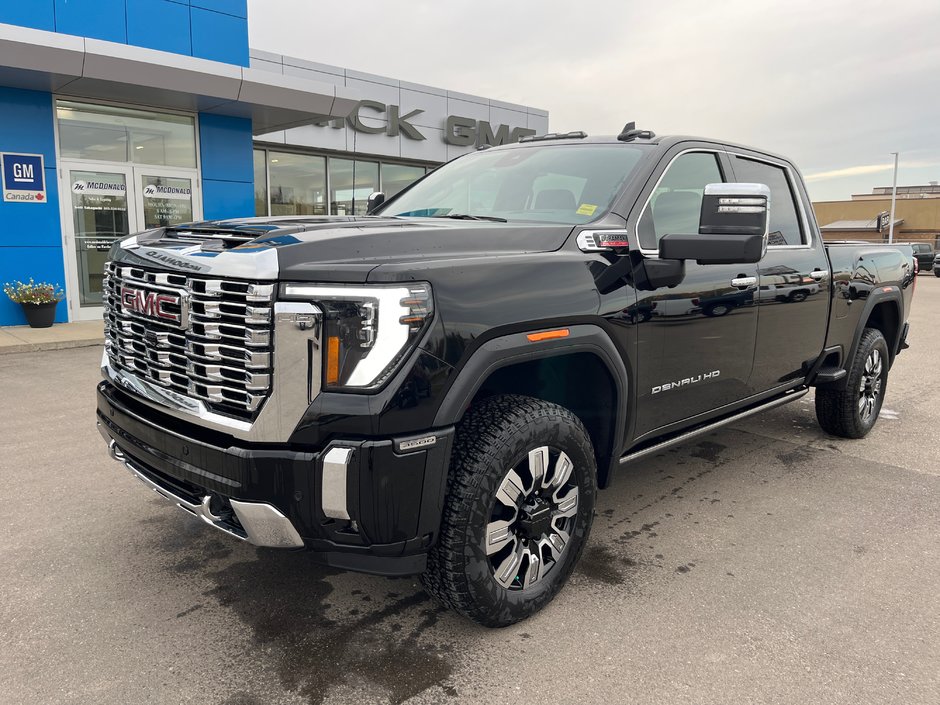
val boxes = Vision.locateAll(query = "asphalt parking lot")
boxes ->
[2,277,938,705]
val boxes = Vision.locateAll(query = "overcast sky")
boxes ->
[248,0,940,202]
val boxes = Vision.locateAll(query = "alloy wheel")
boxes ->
[858,348,883,421]
[485,446,579,590]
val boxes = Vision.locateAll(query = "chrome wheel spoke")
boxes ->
[528,446,549,491]
[496,469,526,510]
[548,524,570,553]
[553,486,579,518]
[486,519,515,555]
[494,539,525,588]
[550,451,573,491]
[522,547,542,588]
[858,393,868,414]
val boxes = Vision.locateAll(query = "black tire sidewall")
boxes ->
[458,402,596,625]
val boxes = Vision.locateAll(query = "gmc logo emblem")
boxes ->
[121,286,184,327]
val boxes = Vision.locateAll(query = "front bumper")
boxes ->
[97,381,454,576]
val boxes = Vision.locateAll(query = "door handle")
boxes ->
[809,270,829,280]
[731,276,757,288]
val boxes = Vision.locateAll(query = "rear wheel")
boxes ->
[815,328,889,438]
[421,394,596,627]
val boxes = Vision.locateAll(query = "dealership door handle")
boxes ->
[809,270,829,280]
[731,276,757,288]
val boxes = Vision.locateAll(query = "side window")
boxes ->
[731,156,805,246]
[637,152,722,250]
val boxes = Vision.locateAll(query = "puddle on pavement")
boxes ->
[207,550,456,705]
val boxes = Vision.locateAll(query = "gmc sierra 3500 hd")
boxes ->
[97,124,915,627]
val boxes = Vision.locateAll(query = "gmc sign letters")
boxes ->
[318,101,536,148]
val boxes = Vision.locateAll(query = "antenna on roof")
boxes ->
[617,121,655,142]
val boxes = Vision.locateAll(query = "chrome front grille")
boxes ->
[103,261,275,419]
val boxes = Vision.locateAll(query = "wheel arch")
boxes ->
[855,295,902,366]
[432,325,628,489]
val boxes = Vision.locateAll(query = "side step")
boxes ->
[813,367,847,384]
[619,388,808,466]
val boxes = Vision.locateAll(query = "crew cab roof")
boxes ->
[484,133,797,167]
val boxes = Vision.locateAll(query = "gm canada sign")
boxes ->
[315,101,537,147]
[2,153,46,204]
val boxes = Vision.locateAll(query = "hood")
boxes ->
[110,216,573,282]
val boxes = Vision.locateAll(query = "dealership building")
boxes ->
[0,2,548,326]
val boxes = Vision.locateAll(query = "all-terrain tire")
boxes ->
[421,394,597,627]
[815,328,889,439]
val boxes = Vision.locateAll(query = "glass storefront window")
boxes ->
[68,170,130,306]
[57,101,196,168]
[330,159,379,215]
[253,147,434,217]
[140,174,194,229]
[253,150,268,216]
[268,152,327,215]
[381,163,426,198]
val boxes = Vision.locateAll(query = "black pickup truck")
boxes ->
[97,126,915,627]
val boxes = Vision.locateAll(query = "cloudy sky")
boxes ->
[248,0,940,202]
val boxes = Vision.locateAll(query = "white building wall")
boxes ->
[249,49,550,163]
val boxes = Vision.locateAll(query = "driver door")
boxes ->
[631,148,760,438]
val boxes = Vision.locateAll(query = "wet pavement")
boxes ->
[2,277,938,705]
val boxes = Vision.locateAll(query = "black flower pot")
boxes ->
[20,301,58,328]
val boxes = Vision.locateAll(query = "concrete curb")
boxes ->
[0,339,104,355]
[0,321,105,356]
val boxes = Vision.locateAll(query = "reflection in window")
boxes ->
[731,157,805,246]
[637,152,723,250]
[254,150,268,217]
[330,159,378,215]
[381,163,425,198]
[56,101,196,168]
[269,152,327,215]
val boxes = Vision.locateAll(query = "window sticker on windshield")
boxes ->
[576,203,598,216]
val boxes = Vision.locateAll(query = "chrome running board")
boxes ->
[619,388,808,466]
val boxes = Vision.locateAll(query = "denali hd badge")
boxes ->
[121,286,186,328]
[652,370,720,395]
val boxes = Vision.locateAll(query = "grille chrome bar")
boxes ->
[103,261,276,420]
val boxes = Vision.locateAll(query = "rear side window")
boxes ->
[731,156,805,246]
[637,152,723,250]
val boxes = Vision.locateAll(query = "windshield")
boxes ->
[380,143,646,224]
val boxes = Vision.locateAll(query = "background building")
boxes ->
[814,185,940,245]
[0,2,548,326]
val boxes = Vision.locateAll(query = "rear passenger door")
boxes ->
[728,153,829,391]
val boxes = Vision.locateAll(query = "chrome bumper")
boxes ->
[105,435,304,549]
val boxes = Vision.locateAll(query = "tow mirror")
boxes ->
[659,183,770,265]
[366,191,386,214]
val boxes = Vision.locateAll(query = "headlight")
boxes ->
[283,283,433,390]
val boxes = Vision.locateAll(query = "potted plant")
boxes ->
[3,279,65,329]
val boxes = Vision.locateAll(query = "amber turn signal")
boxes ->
[326,335,341,385]
[527,328,570,342]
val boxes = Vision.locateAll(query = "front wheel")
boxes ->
[421,394,597,627]
[815,328,889,438]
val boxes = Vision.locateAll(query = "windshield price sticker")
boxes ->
[2,153,46,203]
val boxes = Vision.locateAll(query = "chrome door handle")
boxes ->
[731,277,757,288]
[809,270,829,280]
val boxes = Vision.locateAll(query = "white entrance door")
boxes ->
[61,163,200,321]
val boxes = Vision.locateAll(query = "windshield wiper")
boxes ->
[430,213,508,222]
